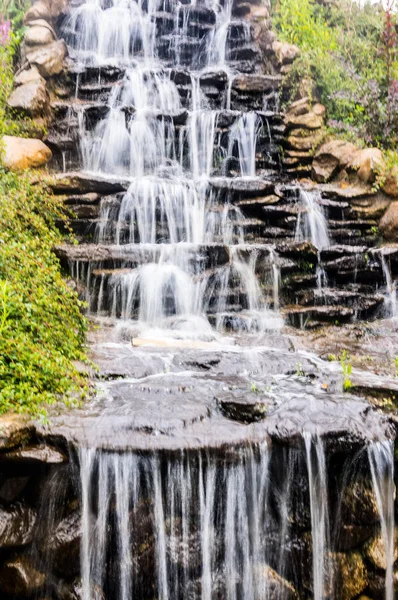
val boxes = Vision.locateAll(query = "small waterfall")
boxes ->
[381,254,398,318]
[295,189,330,250]
[79,445,273,600]
[304,433,330,600]
[368,440,395,600]
[228,113,261,178]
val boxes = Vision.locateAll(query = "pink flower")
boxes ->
[0,18,11,46]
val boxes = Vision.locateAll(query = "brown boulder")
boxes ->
[7,79,49,116]
[287,131,324,152]
[328,552,368,600]
[25,23,56,47]
[0,503,36,548]
[286,111,324,130]
[26,40,67,78]
[380,201,398,241]
[382,166,398,198]
[0,556,45,596]
[272,40,300,65]
[2,135,52,170]
[24,0,67,23]
[312,140,359,183]
[365,528,398,570]
[351,147,384,184]
[253,565,298,599]
[14,65,44,87]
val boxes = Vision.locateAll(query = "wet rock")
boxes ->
[56,580,105,600]
[0,556,45,596]
[340,479,380,525]
[327,552,368,600]
[217,389,275,423]
[380,201,398,241]
[0,503,36,547]
[27,40,67,79]
[2,135,52,170]
[0,444,67,465]
[8,79,49,116]
[50,511,81,577]
[335,524,374,551]
[367,571,398,599]
[364,528,398,570]
[49,172,128,194]
[0,414,34,450]
[254,565,298,599]
[0,476,31,503]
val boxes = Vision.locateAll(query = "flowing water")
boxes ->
[53,0,398,598]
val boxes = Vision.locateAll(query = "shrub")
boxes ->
[271,0,398,149]
[0,170,88,416]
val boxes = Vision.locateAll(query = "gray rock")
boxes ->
[0,503,36,548]
[8,79,49,116]
[0,444,67,465]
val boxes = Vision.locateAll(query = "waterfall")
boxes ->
[228,113,261,178]
[381,254,398,318]
[368,441,396,600]
[295,189,330,250]
[304,433,330,600]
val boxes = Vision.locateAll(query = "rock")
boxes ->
[49,172,128,194]
[0,414,34,450]
[24,0,68,23]
[27,40,67,78]
[272,40,300,65]
[364,528,398,570]
[0,556,45,596]
[312,103,326,117]
[326,552,368,600]
[57,579,105,600]
[0,503,36,548]
[217,389,275,423]
[25,23,56,47]
[335,524,374,551]
[286,111,324,130]
[367,571,398,599]
[351,148,384,184]
[382,166,398,198]
[380,201,398,241]
[0,444,67,464]
[340,479,380,525]
[50,511,81,577]
[14,65,43,87]
[7,79,49,116]
[2,135,52,170]
[312,141,359,183]
[0,476,31,503]
[253,565,298,599]
[287,131,324,152]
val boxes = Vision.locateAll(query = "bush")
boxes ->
[0,171,88,417]
[271,0,398,149]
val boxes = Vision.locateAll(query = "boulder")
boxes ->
[382,166,398,198]
[0,444,67,464]
[0,556,45,596]
[286,111,324,130]
[272,40,300,65]
[364,528,398,570]
[0,414,34,450]
[351,148,384,184]
[327,552,368,600]
[0,503,36,548]
[253,565,298,599]
[14,65,43,87]
[26,40,67,78]
[7,79,49,116]
[340,478,380,525]
[287,131,324,152]
[24,0,67,23]
[2,135,52,170]
[380,201,398,241]
[25,24,56,47]
[312,141,359,183]
[50,511,81,577]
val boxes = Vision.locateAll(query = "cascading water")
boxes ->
[380,254,398,318]
[45,1,398,599]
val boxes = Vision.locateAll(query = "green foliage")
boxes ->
[340,350,352,391]
[0,170,88,416]
[271,0,398,148]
